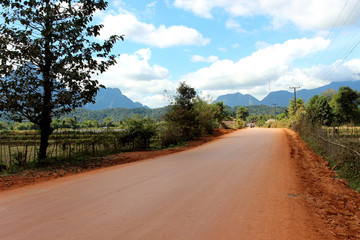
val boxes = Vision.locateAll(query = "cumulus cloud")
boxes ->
[95,43,360,107]
[191,55,219,63]
[95,48,176,108]
[98,10,210,48]
[174,0,360,30]
[344,59,360,78]
[181,38,333,100]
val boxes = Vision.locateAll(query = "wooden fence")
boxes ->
[300,124,360,176]
[0,129,141,169]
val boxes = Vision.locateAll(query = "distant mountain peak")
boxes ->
[215,92,260,107]
[84,87,147,110]
[216,80,360,107]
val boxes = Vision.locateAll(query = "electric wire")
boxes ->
[312,0,350,66]
[323,35,360,80]
[319,0,360,80]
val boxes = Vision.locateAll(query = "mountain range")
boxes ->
[215,81,360,107]
[83,81,360,110]
[84,88,147,110]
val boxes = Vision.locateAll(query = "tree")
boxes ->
[193,97,217,135]
[330,87,360,125]
[102,116,114,128]
[307,94,333,126]
[234,107,249,129]
[172,81,197,110]
[213,101,229,128]
[236,107,249,121]
[0,0,122,161]
[163,82,197,141]
[289,98,305,116]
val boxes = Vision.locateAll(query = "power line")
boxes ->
[320,0,360,80]
[313,0,350,66]
[332,26,360,61]
[323,35,360,80]
[336,0,360,34]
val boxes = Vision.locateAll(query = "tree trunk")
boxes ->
[38,116,53,162]
[38,2,54,163]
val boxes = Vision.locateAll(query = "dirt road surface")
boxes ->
[0,128,359,239]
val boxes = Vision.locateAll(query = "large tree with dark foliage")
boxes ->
[307,94,334,126]
[0,0,122,161]
[330,87,360,125]
[164,82,197,141]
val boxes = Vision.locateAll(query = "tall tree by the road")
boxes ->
[330,87,360,125]
[164,82,197,142]
[162,82,223,146]
[307,94,333,126]
[235,106,249,128]
[0,0,122,162]
[213,101,229,127]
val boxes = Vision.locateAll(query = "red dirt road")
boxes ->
[0,128,358,239]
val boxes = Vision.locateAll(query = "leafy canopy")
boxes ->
[0,0,122,124]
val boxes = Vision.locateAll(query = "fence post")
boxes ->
[24,145,28,168]
[8,145,12,167]
[68,142,71,160]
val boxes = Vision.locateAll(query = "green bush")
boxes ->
[123,115,158,150]
[160,123,183,148]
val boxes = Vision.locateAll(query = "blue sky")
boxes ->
[93,0,360,108]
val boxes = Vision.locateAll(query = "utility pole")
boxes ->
[272,103,278,121]
[268,79,271,116]
[289,86,300,113]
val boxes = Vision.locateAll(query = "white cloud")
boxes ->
[98,10,210,48]
[146,1,157,8]
[173,0,216,19]
[174,0,360,30]
[95,48,176,108]
[225,19,245,32]
[320,59,360,82]
[181,38,333,100]
[191,55,219,63]
[95,43,360,107]
[255,41,271,50]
